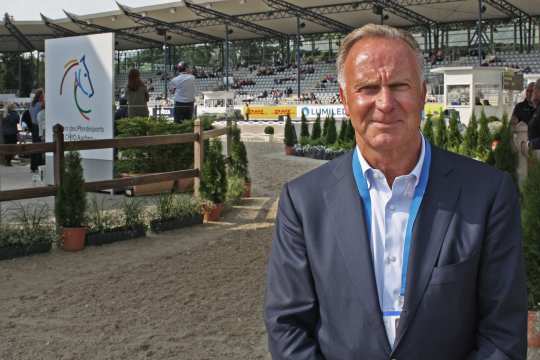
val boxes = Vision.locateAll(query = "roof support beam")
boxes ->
[262,0,354,33]
[483,0,533,23]
[3,13,35,51]
[371,0,437,29]
[63,10,163,47]
[184,0,287,40]
[40,13,78,37]
[116,2,222,43]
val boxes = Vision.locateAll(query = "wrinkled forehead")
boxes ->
[345,38,420,80]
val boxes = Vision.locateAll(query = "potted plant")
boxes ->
[229,125,251,197]
[55,151,87,251]
[0,203,55,260]
[226,175,246,206]
[521,156,540,347]
[150,193,204,233]
[85,197,146,246]
[200,139,227,221]
[264,126,274,143]
[284,115,297,155]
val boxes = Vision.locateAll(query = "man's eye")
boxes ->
[391,84,410,91]
[358,86,379,94]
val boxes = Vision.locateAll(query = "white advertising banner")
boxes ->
[297,105,348,120]
[45,33,114,160]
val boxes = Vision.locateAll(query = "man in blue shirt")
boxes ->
[265,24,526,360]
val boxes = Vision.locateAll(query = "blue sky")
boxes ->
[5,0,170,21]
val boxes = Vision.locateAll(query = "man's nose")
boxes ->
[375,87,395,113]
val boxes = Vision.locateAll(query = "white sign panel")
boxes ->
[297,105,348,120]
[45,33,114,160]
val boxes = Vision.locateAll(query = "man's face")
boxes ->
[339,37,426,152]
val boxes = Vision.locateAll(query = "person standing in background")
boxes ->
[2,103,20,166]
[29,89,43,125]
[169,62,195,123]
[511,82,536,126]
[126,68,149,118]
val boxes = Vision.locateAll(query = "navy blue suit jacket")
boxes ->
[264,146,527,360]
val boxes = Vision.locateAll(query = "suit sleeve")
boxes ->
[467,173,528,360]
[264,183,325,360]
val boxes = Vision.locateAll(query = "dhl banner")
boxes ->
[245,105,297,120]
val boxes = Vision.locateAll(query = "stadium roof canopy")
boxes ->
[1,0,539,52]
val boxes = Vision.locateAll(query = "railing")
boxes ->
[0,118,231,202]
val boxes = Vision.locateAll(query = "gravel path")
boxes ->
[0,142,324,360]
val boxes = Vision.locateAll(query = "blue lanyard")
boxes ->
[352,139,431,298]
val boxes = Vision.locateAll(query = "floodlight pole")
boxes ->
[477,0,483,65]
[225,23,230,91]
[163,30,168,100]
[296,16,301,101]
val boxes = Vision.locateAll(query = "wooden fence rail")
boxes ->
[0,118,231,203]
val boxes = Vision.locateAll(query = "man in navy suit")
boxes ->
[264,24,527,360]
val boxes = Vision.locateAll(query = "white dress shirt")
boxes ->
[355,135,426,347]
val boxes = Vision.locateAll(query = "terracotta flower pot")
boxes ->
[529,311,540,348]
[204,203,224,222]
[62,227,87,252]
[243,181,251,198]
[285,145,295,156]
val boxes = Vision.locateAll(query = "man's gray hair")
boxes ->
[535,79,540,90]
[336,24,424,88]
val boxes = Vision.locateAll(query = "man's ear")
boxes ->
[420,81,427,109]
[339,86,350,117]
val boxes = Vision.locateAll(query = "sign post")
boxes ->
[44,33,115,184]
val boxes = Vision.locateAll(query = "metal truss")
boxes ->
[183,0,288,40]
[116,2,222,43]
[63,10,163,47]
[483,0,533,22]
[3,13,35,51]
[40,13,78,37]
[262,0,353,33]
[371,0,437,29]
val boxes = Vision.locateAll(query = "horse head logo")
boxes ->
[60,55,95,121]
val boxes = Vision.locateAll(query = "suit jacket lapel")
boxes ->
[324,152,391,354]
[392,147,461,351]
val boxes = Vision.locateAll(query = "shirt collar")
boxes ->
[355,134,425,189]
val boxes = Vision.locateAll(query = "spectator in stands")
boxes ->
[1,102,19,166]
[527,79,540,149]
[169,62,195,123]
[126,68,149,118]
[511,82,535,125]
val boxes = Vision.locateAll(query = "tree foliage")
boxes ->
[56,151,87,228]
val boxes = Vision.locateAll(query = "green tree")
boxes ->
[463,112,478,157]
[228,125,249,182]
[56,151,87,228]
[300,111,310,138]
[284,115,297,147]
[422,113,435,144]
[200,139,227,204]
[447,110,462,151]
[322,115,331,138]
[522,156,540,309]
[492,113,517,182]
[311,114,322,140]
[435,111,447,149]
[477,109,491,159]
[338,118,348,142]
[325,116,337,145]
